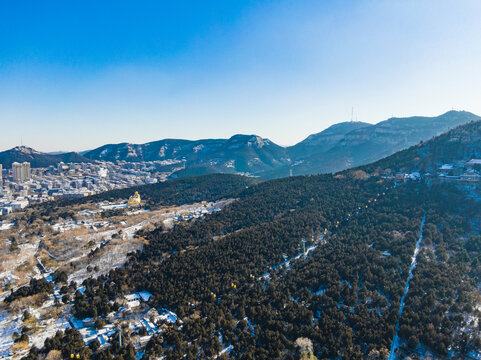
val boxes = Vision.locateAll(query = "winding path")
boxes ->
[388,210,427,360]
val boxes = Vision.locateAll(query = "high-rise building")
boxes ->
[12,162,31,182]
[0,164,3,182]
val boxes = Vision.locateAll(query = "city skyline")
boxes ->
[2,0,481,152]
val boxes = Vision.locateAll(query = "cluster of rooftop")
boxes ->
[0,159,178,215]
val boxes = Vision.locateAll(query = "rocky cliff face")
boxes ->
[84,135,290,177]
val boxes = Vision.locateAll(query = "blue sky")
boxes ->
[1,0,481,152]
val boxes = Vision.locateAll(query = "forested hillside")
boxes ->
[361,119,481,174]
[19,123,481,360]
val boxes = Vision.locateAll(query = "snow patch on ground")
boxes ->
[0,309,22,358]
[0,222,14,231]
[388,211,426,360]
[157,308,179,323]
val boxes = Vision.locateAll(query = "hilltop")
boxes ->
[280,110,481,177]
[0,146,90,168]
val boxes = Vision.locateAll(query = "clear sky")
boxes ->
[1,0,481,152]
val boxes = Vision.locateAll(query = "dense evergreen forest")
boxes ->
[21,150,481,359]
[361,120,481,174]
[395,184,481,357]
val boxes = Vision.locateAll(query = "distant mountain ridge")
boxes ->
[275,110,481,177]
[0,146,91,168]
[84,110,479,178]
[84,134,290,177]
[1,111,478,177]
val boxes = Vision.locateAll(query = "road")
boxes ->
[388,210,427,360]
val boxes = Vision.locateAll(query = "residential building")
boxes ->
[466,159,481,168]
[438,164,454,174]
[460,170,481,183]
[12,162,31,182]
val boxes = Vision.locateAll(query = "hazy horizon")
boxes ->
[2,0,481,152]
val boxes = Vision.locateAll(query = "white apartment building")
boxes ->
[12,162,31,182]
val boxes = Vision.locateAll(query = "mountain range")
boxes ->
[1,110,479,177]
